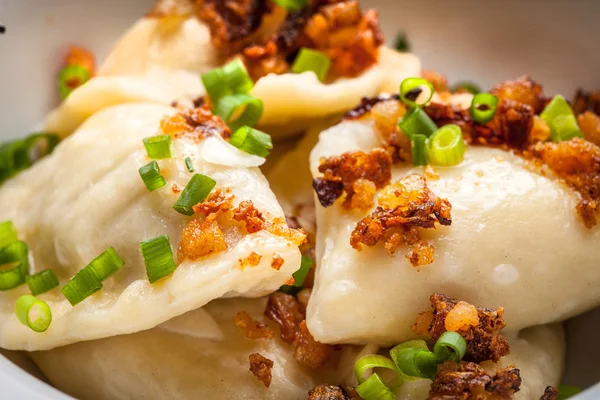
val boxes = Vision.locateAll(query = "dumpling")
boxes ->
[306,100,600,345]
[0,102,303,351]
[29,297,361,400]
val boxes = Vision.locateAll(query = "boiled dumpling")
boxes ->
[29,297,361,400]
[0,102,303,351]
[306,110,600,345]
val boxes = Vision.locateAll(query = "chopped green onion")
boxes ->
[451,81,481,95]
[540,95,583,142]
[291,48,331,82]
[140,235,177,283]
[400,77,434,107]
[280,255,314,294]
[398,107,438,138]
[15,295,52,333]
[394,32,410,52]
[173,173,217,216]
[26,270,59,296]
[557,385,582,400]
[213,94,264,132]
[61,267,102,306]
[61,247,125,305]
[201,59,254,103]
[86,247,125,281]
[427,124,465,166]
[185,157,194,173]
[229,126,273,158]
[470,93,498,124]
[0,133,59,186]
[354,354,400,384]
[58,65,90,99]
[23,133,59,163]
[0,241,29,291]
[143,135,172,159]
[411,134,428,166]
[355,373,396,400]
[273,0,307,11]
[390,340,437,380]
[433,331,467,362]
[139,161,166,192]
[0,221,18,249]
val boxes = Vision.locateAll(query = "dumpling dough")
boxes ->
[307,118,600,345]
[30,297,361,400]
[392,324,565,400]
[0,102,302,351]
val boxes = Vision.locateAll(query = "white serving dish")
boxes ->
[0,0,599,398]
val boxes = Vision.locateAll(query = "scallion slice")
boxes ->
[143,135,172,159]
[201,59,254,103]
[398,106,438,138]
[229,126,273,157]
[61,267,102,306]
[15,295,52,333]
[26,269,59,296]
[355,374,396,400]
[411,134,428,166]
[139,161,166,192]
[0,241,29,291]
[400,77,434,108]
[0,133,59,186]
[58,64,91,99]
[140,235,177,283]
[280,255,313,294]
[558,385,582,400]
[213,94,264,132]
[273,0,307,11]
[291,48,331,82]
[0,220,18,249]
[185,157,194,173]
[470,93,498,124]
[433,331,467,362]
[426,124,466,166]
[540,95,583,142]
[173,173,217,216]
[394,32,409,52]
[86,247,125,281]
[354,354,400,384]
[390,340,436,380]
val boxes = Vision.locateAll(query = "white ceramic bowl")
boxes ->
[0,0,599,398]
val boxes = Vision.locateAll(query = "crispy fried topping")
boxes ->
[529,138,600,228]
[234,311,273,339]
[489,76,546,114]
[239,251,262,269]
[428,361,521,400]
[192,190,234,215]
[412,311,434,336]
[294,320,333,369]
[539,386,558,400]
[271,253,284,270]
[198,0,270,53]
[234,200,266,233]
[427,294,509,363]
[314,149,392,209]
[405,240,435,266]
[578,111,600,147]
[350,175,451,266]
[572,89,600,115]
[422,70,449,93]
[308,385,353,400]
[265,292,304,344]
[530,115,551,143]
[249,352,274,388]
[160,106,231,141]
[485,99,534,150]
[266,219,308,246]
[178,217,228,260]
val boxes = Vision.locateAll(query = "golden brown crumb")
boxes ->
[264,292,304,344]
[160,106,231,142]
[405,240,435,267]
[427,293,510,363]
[489,75,546,114]
[294,320,333,369]
[529,115,551,143]
[239,251,262,269]
[578,111,600,147]
[171,184,182,194]
[249,352,274,388]
[572,89,600,115]
[271,253,284,270]
[444,301,480,332]
[192,190,234,216]
[539,386,559,400]
[350,175,452,266]
[233,200,266,233]
[349,178,377,211]
[266,219,308,247]
[412,311,434,336]
[428,361,521,400]
[314,149,392,209]
[178,217,227,260]
[308,385,353,400]
[422,70,449,93]
[234,311,273,340]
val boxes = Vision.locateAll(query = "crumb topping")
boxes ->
[249,352,274,388]
[160,106,232,141]
[234,311,273,339]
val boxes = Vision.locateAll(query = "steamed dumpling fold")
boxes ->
[0,102,303,351]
